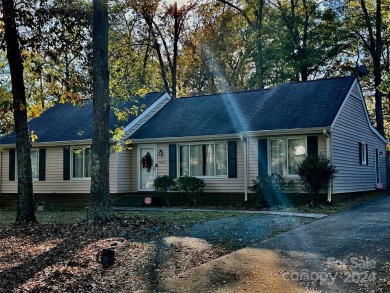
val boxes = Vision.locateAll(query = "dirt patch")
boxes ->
[162,247,318,293]
[0,217,227,292]
[0,215,315,292]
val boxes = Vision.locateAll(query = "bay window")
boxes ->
[179,142,228,177]
[270,138,306,175]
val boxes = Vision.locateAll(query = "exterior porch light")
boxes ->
[159,149,164,156]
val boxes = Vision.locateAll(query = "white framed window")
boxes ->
[71,147,91,179]
[270,137,307,176]
[31,149,39,180]
[14,149,39,180]
[360,142,368,165]
[179,142,228,177]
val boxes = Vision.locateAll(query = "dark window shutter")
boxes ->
[63,148,70,180]
[366,144,368,165]
[258,139,268,175]
[359,142,362,165]
[169,144,177,178]
[228,141,237,178]
[39,149,46,181]
[9,149,16,181]
[307,136,318,157]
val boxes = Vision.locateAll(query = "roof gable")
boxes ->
[132,76,356,139]
[0,92,164,145]
[331,79,387,143]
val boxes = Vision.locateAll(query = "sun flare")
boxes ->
[165,0,190,7]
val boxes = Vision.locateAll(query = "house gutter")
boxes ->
[0,139,93,150]
[323,129,332,202]
[131,127,331,144]
[240,133,248,202]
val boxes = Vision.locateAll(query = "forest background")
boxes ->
[0,0,389,139]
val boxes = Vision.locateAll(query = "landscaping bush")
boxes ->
[153,175,176,206]
[297,155,337,207]
[176,176,206,206]
[248,173,291,207]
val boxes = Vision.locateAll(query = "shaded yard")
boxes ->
[0,210,314,292]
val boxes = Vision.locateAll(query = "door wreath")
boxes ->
[142,152,152,172]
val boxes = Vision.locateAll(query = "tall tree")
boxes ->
[359,0,384,136]
[334,0,387,136]
[216,0,267,89]
[180,2,252,94]
[87,0,113,221]
[1,0,37,224]
[130,0,196,97]
[0,1,92,135]
[268,0,348,81]
[109,0,163,98]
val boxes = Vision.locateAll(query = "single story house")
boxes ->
[0,76,387,207]
[0,92,171,207]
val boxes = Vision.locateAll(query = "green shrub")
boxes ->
[176,176,206,206]
[153,175,176,206]
[297,155,337,207]
[248,173,292,207]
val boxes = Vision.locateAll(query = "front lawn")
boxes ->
[0,210,300,292]
[0,209,246,227]
[270,190,388,215]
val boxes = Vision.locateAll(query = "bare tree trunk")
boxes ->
[360,0,384,136]
[88,0,113,222]
[154,41,172,95]
[2,0,37,224]
[171,2,179,98]
[374,0,384,136]
[254,0,265,89]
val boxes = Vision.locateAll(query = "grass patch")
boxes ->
[0,210,244,227]
[0,210,88,226]
[271,191,388,215]
[1,191,386,226]
[116,210,245,225]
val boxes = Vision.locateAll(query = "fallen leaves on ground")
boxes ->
[0,217,228,292]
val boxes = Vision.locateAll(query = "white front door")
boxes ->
[138,145,157,191]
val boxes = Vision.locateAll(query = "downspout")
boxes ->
[241,134,248,202]
[323,129,332,202]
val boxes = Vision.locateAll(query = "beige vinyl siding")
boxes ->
[109,151,117,194]
[331,83,387,193]
[1,146,119,194]
[129,147,138,193]
[156,144,169,176]
[248,137,259,184]
[318,135,326,155]
[116,150,132,193]
[1,150,15,193]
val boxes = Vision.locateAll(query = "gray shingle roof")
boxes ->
[131,77,356,139]
[0,92,164,144]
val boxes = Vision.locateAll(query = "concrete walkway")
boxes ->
[113,206,328,219]
[161,194,390,292]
